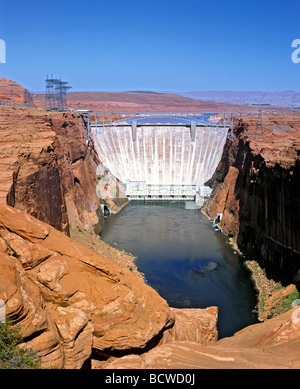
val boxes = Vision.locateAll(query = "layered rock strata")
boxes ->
[208,113,300,288]
[0,205,177,368]
[0,106,103,235]
[0,77,34,106]
[105,306,300,369]
[0,81,299,369]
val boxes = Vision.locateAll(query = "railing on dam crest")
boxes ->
[82,111,237,142]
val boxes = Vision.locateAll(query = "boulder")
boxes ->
[160,307,218,345]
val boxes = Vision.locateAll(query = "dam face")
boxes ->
[91,115,230,200]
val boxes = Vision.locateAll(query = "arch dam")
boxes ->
[88,112,235,203]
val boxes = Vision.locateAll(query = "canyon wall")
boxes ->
[0,106,103,236]
[0,101,220,368]
[2,204,299,370]
[208,113,300,287]
[0,205,221,368]
[0,79,299,368]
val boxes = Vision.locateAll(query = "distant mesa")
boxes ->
[0,77,34,107]
[32,89,287,113]
[175,91,300,109]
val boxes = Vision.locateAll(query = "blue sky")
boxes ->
[0,0,299,92]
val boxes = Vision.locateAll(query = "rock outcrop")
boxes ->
[96,163,129,214]
[208,113,300,288]
[0,106,103,236]
[160,307,218,345]
[105,307,300,369]
[1,79,299,369]
[0,78,34,106]
[0,205,176,368]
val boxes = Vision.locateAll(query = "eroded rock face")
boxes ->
[105,308,300,369]
[0,205,174,368]
[0,77,34,105]
[91,306,219,369]
[208,166,240,236]
[208,113,300,286]
[0,105,103,236]
[160,307,218,345]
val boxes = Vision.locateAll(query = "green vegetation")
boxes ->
[0,322,41,369]
[245,259,300,321]
[267,289,300,319]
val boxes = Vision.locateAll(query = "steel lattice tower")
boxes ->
[45,75,72,111]
[256,109,264,139]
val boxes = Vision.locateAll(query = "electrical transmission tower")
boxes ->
[24,89,34,106]
[45,75,72,111]
[10,87,13,103]
[256,109,264,139]
[45,75,57,111]
[55,80,72,111]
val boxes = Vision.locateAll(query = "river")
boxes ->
[100,201,258,339]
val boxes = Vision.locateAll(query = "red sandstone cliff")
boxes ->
[0,205,221,368]
[0,205,173,368]
[0,78,299,369]
[0,77,34,106]
[1,204,299,369]
[0,106,102,236]
[208,112,300,288]
[105,306,300,369]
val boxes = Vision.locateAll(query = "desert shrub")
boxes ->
[0,322,41,369]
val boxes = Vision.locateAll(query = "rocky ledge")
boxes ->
[0,204,299,369]
[105,306,300,369]
[0,105,103,236]
[0,92,299,369]
[207,112,300,314]
[0,205,220,368]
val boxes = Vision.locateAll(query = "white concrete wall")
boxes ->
[93,125,228,187]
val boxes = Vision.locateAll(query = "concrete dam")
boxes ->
[90,113,232,201]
